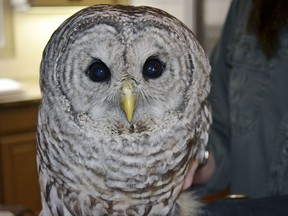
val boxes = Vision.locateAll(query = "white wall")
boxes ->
[205,0,231,26]
[0,7,83,83]
[0,0,231,84]
[203,0,232,53]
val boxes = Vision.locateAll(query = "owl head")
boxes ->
[40,4,210,130]
[38,5,211,215]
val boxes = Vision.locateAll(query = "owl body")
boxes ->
[37,5,211,216]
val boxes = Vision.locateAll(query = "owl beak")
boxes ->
[121,81,135,122]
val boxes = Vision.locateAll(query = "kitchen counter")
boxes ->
[0,81,41,108]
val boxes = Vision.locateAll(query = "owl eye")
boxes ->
[142,58,164,79]
[87,60,111,82]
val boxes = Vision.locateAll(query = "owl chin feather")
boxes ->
[171,192,203,216]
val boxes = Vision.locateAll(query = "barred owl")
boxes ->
[37,4,211,216]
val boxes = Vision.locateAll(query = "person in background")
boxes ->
[193,0,288,199]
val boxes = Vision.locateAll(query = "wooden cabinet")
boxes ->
[0,99,41,213]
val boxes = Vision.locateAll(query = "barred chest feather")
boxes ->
[37,105,205,215]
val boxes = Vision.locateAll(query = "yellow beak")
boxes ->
[121,81,135,122]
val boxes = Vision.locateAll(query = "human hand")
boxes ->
[194,153,216,185]
[181,153,216,191]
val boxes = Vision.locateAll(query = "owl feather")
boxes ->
[37,4,211,216]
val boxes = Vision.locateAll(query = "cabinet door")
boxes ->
[0,132,41,213]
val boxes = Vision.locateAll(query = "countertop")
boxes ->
[0,81,41,108]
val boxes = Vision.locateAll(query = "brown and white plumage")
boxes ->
[37,4,211,216]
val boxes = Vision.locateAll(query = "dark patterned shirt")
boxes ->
[198,0,288,198]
